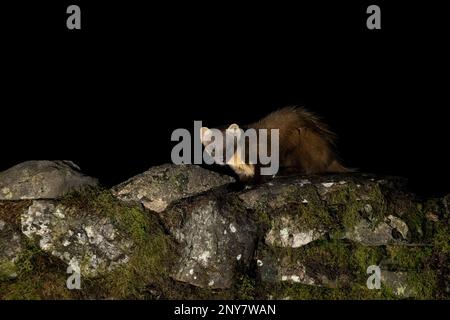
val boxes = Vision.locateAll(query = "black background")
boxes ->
[1,1,449,197]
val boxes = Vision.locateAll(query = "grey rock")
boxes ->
[238,178,312,210]
[239,178,327,248]
[161,193,257,289]
[112,164,235,213]
[344,215,409,246]
[0,161,98,200]
[21,200,133,277]
[257,246,349,288]
[258,248,417,297]
[239,175,412,247]
[0,167,446,299]
[257,249,317,286]
[265,215,325,248]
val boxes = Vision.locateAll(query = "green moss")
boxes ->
[327,182,386,231]
[400,202,427,242]
[300,240,351,278]
[431,221,450,254]
[0,260,16,281]
[266,282,329,300]
[404,213,425,242]
[295,188,334,232]
[263,240,365,289]
[0,239,72,300]
[406,270,438,299]
[60,187,175,299]
[235,274,256,300]
[385,246,433,271]
[258,239,423,300]
[261,280,397,300]
[170,173,189,192]
[402,198,446,244]
[256,210,271,229]
[259,237,446,300]
[4,187,177,299]
[262,184,335,236]
[97,223,173,298]
[351,245,384,274]
[327,186,360,230]
[266,181,389,241]
[2,182,446,300]
[402,196,449,252]
[0,201,31,227]
[250,181,387,244]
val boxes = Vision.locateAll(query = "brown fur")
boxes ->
[201,106,350,181]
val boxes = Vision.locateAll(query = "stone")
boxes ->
[344,215,409,246]
[161,193,257,289]
[265,215,325,248]
[0,167,447,299]
[21,200,133,277]
[258,250,317,286]
[258,246,422,298]
[238,178,312,210]
[0,161,98,200]
[112,164,235,213]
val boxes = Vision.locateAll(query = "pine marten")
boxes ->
[200,106,350,182]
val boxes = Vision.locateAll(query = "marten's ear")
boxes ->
[200,127,210,143]
[227,123,241,139]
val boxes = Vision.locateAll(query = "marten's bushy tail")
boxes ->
[326,160,356,173]
[291,106,337,146]
[289,106,355,173]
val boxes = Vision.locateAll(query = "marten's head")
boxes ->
[200,124,240,165]
[200,124,256,180]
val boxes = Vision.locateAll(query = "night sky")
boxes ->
[1,1,449,197]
